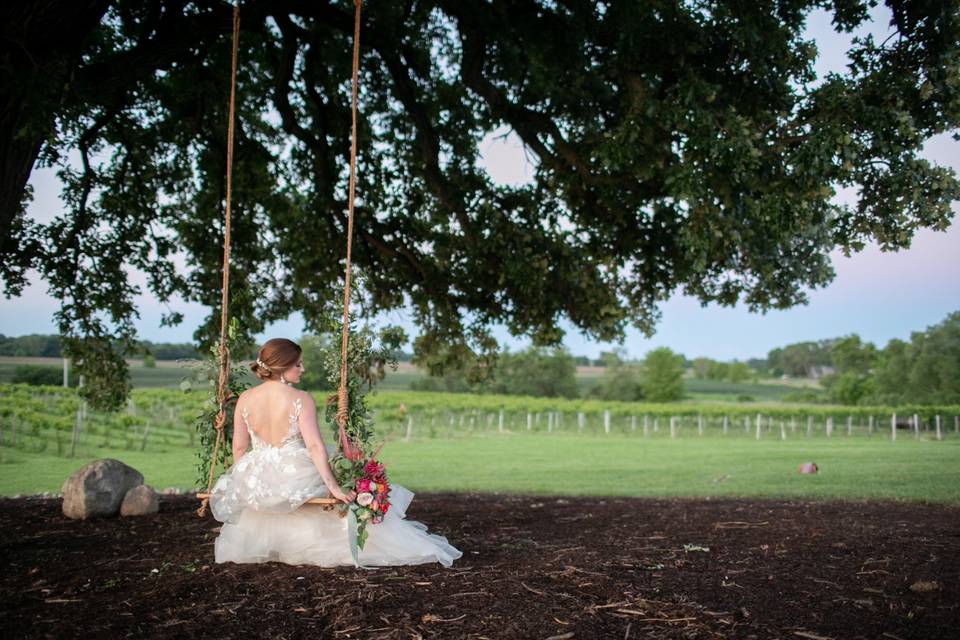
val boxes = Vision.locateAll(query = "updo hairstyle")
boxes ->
[251,338,302,381]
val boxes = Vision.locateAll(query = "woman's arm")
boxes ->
[298,393,355,503]
[231,398,250,463]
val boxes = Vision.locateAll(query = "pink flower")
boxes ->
[356,478,371,493]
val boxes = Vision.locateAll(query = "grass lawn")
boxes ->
[3,431,957,504]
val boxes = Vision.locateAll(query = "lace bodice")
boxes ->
[242,398,304,450]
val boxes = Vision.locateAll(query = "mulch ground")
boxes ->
[1,493,957,639]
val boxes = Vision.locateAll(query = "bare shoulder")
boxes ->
[236,386,258,405]
[293,388,317,410]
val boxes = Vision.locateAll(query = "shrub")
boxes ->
[11,365,75,387]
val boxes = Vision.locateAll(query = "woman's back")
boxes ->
[238,382,306,448]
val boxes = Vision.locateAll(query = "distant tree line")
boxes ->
[0,334,202,360]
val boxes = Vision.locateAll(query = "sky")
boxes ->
[2,6,957,362]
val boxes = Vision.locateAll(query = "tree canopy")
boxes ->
[2,0,958,409]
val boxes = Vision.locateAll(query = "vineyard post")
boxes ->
[643,415,649,437]
[140,421,151,451]
[891,413,897,441]
[955,415,959,434]
[780,419,786,440]
[498,409,504,433]
[70,375,85,458]
[847,415,852,437]
[547,412,553,433]
[62,357,69,388]
[405,415,413,441]
[790,416,796,434]
[807,415,813,438]
[868,415,874,435]
[603,410,610,435]
[744,415,750,434]
[577,412,585,433]
[913,413,919,439]
[527,413,532,431]
[755,414,762,441]
[654,416,659,432]
[723,415,728,436]
[670,416,677,439]
[935,415,942,441]
[631,415,637,432]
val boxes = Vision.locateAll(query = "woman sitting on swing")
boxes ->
[208,338,462,568]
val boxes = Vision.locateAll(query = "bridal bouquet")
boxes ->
[330,454,391,559]
[352,459,391,541]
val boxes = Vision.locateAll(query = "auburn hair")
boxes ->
[250,338,302,381]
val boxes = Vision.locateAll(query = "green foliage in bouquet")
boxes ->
[181,318,252,488]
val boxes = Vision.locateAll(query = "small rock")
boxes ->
[910,580,941,593]
[61,459,144,519]
[120,485,159,516]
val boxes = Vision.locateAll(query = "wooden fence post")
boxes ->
[935,415,942,441]
[780,419,786,440]
[670,416,677,439]
[891,413,897,441]
[643,415,649,437]
[603,410,610,435]
[847,415,853,437]
[527,413,532,431]
[577,412,585,433]
[498,409,504,433]
[913,413,920,439]
[755,414,762,441]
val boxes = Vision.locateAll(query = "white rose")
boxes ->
[357,492,374,506]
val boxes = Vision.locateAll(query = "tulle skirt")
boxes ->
[214,484,463,568]
[208,445,462,568]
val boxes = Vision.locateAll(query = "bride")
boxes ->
[208,338,463,568]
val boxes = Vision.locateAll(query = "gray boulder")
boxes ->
[120,485,159,516]
[61,459,144,519]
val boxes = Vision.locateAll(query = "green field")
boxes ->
[2,432,957,503]
[2,382,958,502]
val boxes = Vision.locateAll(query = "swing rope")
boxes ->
[198,1,365,515]
[335,0,363,458]
[197,1,241,518]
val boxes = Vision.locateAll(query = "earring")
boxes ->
[280,372,288,385]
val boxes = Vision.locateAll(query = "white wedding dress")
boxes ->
[208,398,462,568]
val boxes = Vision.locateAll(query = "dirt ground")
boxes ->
[1,493,956,639]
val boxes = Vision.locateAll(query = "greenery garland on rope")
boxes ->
[182,318,251,488]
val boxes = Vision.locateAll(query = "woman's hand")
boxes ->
[330,486,357,504]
